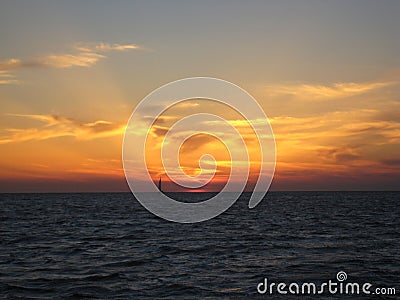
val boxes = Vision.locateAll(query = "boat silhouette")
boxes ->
[158,176,162,192]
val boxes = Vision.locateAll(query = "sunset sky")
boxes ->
[1,1,399,192]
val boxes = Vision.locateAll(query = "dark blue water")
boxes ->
[0,192,399,299]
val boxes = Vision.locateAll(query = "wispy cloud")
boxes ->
[0,70,20,85]
[0,42,142,83]
[0,113,125,144]
[75,42,140,52]
[40,52,106,68]
[0,59,22,70]
[267,81,394,99]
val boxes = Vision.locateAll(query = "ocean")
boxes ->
[0,192,398,299]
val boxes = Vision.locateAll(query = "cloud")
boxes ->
[75,42,140,52]
[41,52,106,68]
[268,109,400,180]
[0,54,105,70]
[0,59,22,70]
[267,81,394,99]
[316,146,361,164]
[0,42,142,82]
[150,125,169,138]
[269,108,398,141]
[0,70,20,85]
[381,159,400,166]
[0,113,125,144]
[174,102,200,109]
[131,98,400,186]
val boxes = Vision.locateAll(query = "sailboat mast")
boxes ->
[158,176,162,192]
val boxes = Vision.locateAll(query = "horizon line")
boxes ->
[1,190,399,194]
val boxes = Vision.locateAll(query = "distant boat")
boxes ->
[158,176,162,192]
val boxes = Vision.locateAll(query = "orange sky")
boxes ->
[1,2,399,192]
[1,81,399,192]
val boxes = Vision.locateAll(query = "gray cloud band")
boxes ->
[122,77,276,223]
